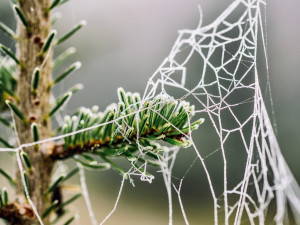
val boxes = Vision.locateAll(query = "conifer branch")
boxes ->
[51,89,204,168]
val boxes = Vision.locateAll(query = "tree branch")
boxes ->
[50,89,204,162]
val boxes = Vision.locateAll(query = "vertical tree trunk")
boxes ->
[15,0,54,224]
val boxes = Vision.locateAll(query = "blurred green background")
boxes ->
[0,0,299,224]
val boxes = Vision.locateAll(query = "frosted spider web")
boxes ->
[1,0,300,224]
[140,0,300,224]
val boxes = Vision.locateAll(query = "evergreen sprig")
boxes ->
[52,88,204,168]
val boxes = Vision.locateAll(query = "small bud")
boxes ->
[29,114,37,123]
[32,98,40,106]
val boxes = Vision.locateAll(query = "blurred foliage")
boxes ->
[0,56,17,112]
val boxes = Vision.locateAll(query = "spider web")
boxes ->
[1,0,300,224]
[139,0,300,224]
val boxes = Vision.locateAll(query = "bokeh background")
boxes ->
[0,0,300,224]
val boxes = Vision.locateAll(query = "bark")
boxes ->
[15,0,54,224]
